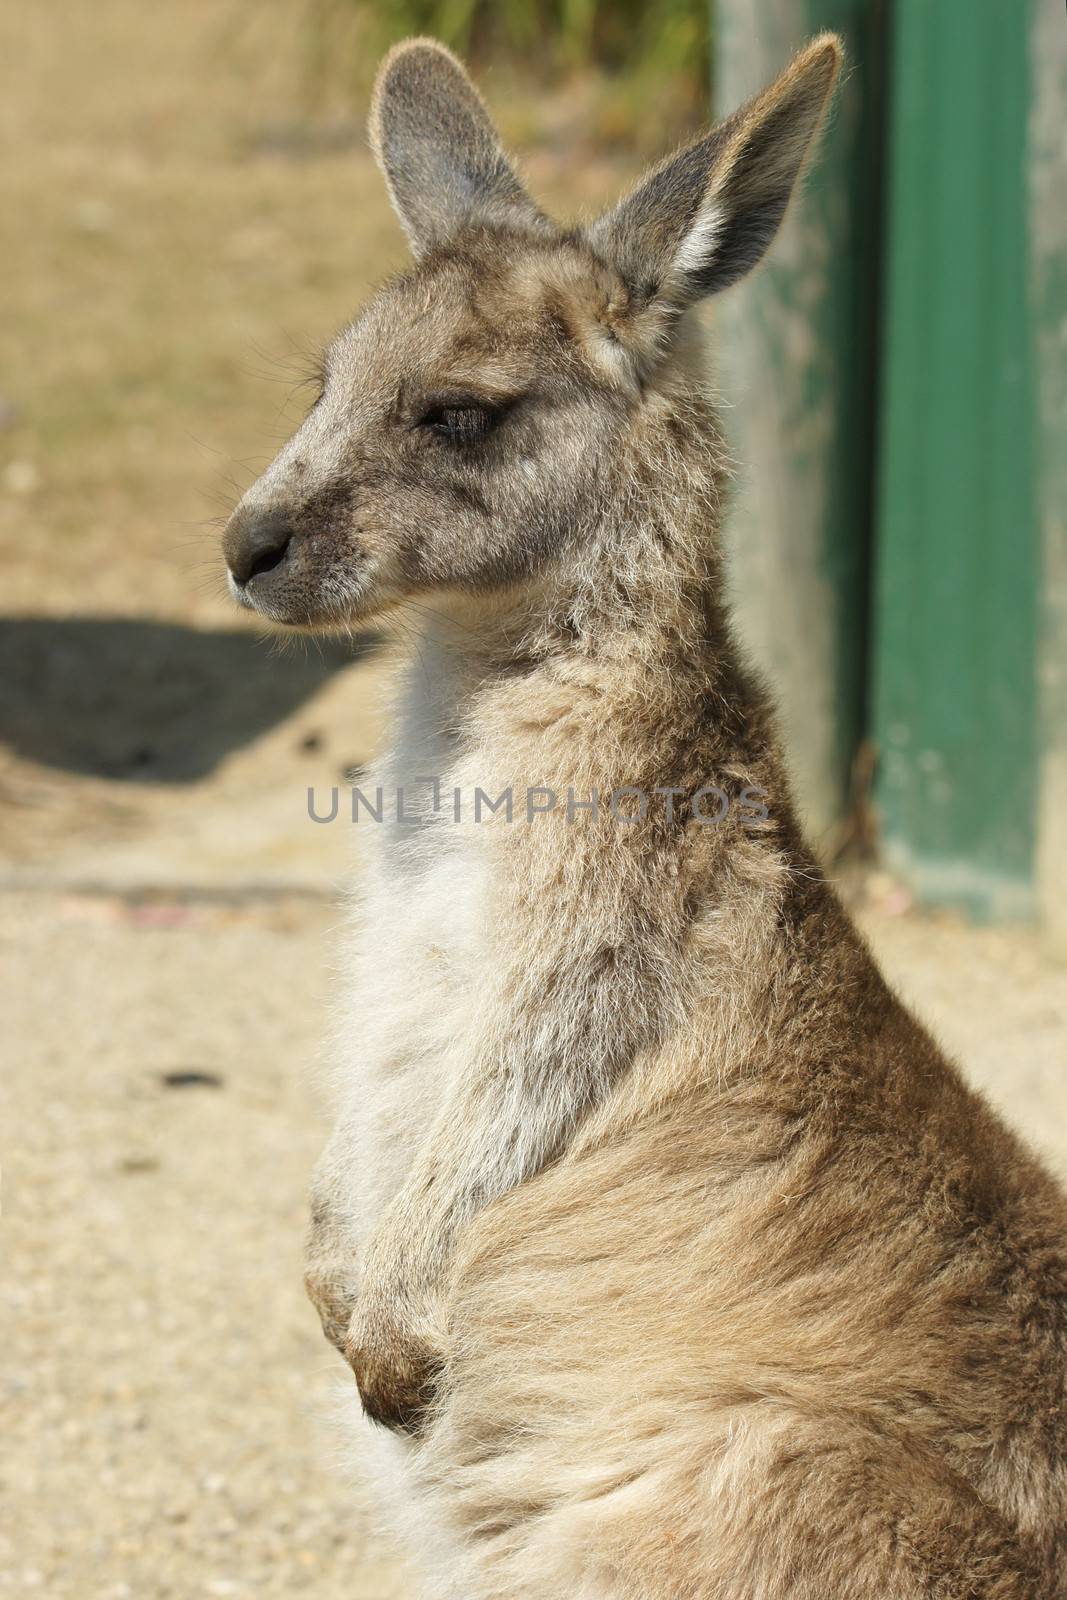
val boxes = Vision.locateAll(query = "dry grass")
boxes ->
[0,0,642,624]
[2,1,396,621]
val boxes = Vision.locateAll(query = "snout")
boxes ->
[224,505,295,601]
[222,467,376,629]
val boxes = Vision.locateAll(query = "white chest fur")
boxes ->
[338,628,493,1228]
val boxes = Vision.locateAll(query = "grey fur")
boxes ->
[370,40,547,256]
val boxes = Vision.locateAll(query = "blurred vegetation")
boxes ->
[299,0,711,148]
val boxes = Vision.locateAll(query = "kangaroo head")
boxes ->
[223,36,840,629]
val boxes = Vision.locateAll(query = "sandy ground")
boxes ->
[3,861,1067,1600]
[1,888,410,1600]
[2,3,1066,1596]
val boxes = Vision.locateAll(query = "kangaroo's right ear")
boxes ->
[587,34,842,313]
[370,38,545,258]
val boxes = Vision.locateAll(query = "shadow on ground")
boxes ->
[0,617,376,783]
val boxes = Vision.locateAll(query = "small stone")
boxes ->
[160,1070,223,1090]
[118,1155,159,1174]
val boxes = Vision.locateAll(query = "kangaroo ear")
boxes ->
[370,38,544,257]
[587,35,842,309]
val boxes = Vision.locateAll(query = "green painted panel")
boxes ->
[872,0,1037,917]
[715,0,886,848]
[1029,4,1067,947]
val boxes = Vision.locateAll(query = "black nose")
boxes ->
[224,507,294,587]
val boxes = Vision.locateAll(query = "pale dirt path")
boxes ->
[0,889,412,1600]
[3,874,1065,1600]
[0,888,411,1600]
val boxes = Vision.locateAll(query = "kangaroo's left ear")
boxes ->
[370,37,545,257]
[587,34,842,310]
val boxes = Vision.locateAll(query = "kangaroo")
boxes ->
[222,34,1067,1598]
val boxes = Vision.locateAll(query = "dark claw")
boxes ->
[348,1338,443,1435]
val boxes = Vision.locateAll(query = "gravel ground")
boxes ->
[2,880,1065,1599]
[0,889,408,1600]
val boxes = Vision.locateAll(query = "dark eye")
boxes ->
[416,401,500,444]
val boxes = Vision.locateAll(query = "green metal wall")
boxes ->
[871,0,1038,919]
[716,1,1065,933]
[714,1,885,849]
[1029,1,1067,949]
